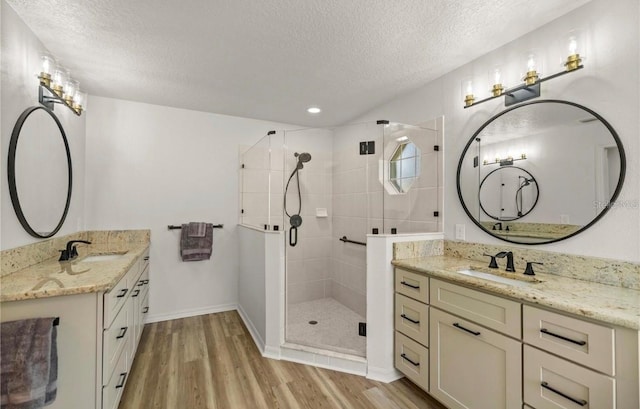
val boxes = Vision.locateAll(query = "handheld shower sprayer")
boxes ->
[285,152,312,246]
[294,152,312,169]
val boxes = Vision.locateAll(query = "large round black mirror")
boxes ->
[457,100,625,244]
[8,106,72,238]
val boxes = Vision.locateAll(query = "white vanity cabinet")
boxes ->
[0,247,150,409]
[102,248,150,409]
[393,268,640,409]
[428,279,522,409]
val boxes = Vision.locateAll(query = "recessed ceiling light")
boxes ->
[307,107,321,114]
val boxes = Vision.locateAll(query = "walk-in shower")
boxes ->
[239,120,443,359]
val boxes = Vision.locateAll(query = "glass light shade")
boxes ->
[526,53,538,72]
[564,30,585,71]
[41,55,55,76]
[64,79,79,100]
[461,78,475,106]
[51,68,67,97]
[73,90,87,111]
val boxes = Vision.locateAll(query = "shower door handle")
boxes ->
[289,226,298,247]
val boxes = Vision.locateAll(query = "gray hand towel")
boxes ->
[1,318,58,409]
[180,223,213,261]
[187,222,207,238]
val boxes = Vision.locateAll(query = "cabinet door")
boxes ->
[429,307,522,409]
[523,345,615,409]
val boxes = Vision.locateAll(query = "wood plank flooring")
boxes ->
[119,311,446,409]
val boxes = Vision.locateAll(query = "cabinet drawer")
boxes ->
[103,300,131,382]
[102,339,129,409]
[395,294,429,346]
[395,268,429,302]
[524,345,615,409]
[104,270,132,329]
[430,279,521,338]
[523,305,614,376]
[395,331,429,391]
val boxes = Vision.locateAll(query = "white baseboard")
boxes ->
[263,345,281,360]
[236,304,266,354]
[145,303,237,323]
[366,366,404,383]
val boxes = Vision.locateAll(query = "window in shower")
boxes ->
[388,139,421,194]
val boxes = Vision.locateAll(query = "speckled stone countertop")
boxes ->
[1,243,149,302]
[392,256,640,330]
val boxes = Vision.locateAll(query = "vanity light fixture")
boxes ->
[37,55,84,116]
[464,34,584,109]
[483,153,527,167]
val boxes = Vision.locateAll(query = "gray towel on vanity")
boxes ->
[0,318,58,409]
[180,223,213,261]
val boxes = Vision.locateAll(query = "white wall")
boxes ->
[85,96,294,320]
[349,0,640,262]
[1,1,86,250]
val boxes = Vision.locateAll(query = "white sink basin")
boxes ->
[453,268,542,287]
[82,253,128,262]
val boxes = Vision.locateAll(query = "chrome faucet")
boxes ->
[494,251,515,272]
[492,222,503,231]
[59,240,92,261]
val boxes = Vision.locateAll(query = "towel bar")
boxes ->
[167,224,223,230]
[339,236,367,246]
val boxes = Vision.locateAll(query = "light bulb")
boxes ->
[527,54,537,72]
[568,36,578,55]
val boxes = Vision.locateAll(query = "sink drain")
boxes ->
[308,320,318,325]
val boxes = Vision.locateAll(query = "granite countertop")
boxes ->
[392,255,640,330]
[0,243,149,302]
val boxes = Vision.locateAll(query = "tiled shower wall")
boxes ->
[284,129,334,304]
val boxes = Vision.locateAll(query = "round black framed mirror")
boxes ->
[8,106,72,238]
[457,100,625,244]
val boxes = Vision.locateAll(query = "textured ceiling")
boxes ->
[7,0,589,127]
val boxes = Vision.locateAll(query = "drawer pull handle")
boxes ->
[400,353,420,367]
[116,327,128,339]
[137,281,144,287]
[144,256,149,261]
[142,307,149,314]
[115,372,128,389]
[541,381,587,406]
[116,288,128,298]
[132,289,140,297]
[453,322,480,336]
[400,314,420,325]
[400,281,420,289]
[143,280,149,284]
[540,328,586,346]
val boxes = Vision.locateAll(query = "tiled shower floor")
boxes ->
[286,298,366,357]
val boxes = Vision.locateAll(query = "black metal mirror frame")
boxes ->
[479,166,540,221]
[457,99,626,245]
[7,106,73,238]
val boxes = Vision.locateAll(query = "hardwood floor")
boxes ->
[119,311,446,409]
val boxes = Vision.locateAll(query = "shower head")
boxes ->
[294,152,312,169]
